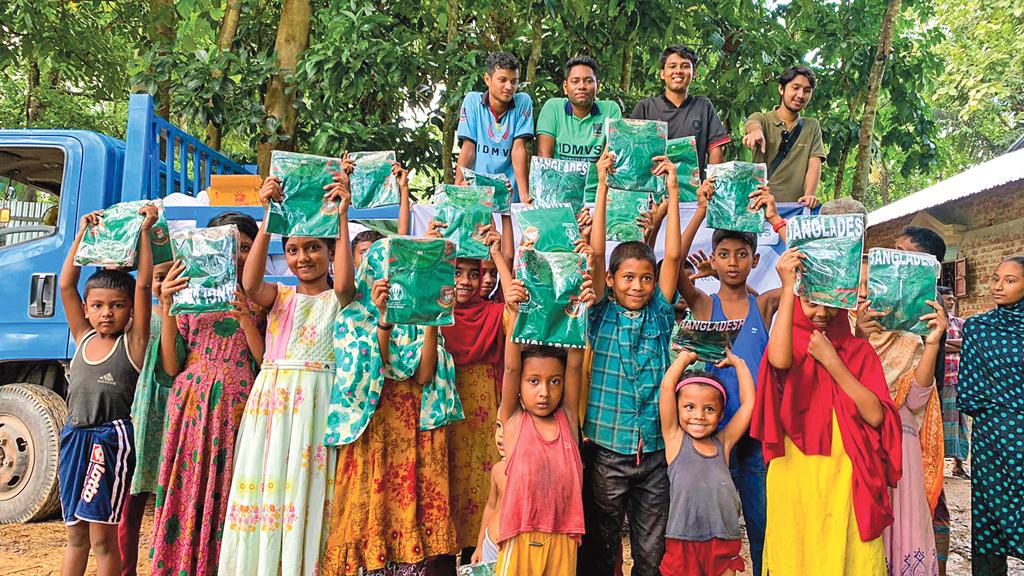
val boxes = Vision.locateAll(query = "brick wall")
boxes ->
[866,181,1024,318]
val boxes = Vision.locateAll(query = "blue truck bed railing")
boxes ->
[121,94,399,284]
[120,94,256,202]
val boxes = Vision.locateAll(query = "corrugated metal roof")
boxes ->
[867,148,1024,227]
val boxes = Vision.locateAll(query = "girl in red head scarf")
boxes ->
[428,221,510,562]
[751,248,902,576]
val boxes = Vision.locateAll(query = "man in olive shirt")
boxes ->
[743,66,825,207]
[536,55,622,202]
[631,45,730,180]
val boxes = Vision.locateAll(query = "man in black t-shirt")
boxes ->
[631,44,730,179]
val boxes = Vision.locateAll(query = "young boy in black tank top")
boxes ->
[58,207,156,576]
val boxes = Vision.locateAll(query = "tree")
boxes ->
[851,0,903,202]
[257,0,311,173]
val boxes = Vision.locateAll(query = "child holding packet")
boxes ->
[657,349,754,576]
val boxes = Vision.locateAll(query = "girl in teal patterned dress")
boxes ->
[217,164,356,576]
[118,260,183,576]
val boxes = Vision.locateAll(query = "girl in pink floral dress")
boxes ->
[151,212,265,576]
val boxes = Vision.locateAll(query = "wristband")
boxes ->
[772,218,788,233]
[377,322,395,331]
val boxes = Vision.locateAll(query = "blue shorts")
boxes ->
[58,419,135,525]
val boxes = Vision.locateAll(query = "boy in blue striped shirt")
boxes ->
[582,151,681,576]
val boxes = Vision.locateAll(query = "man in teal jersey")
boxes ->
[455,52,534,203]
[536,55,622,202]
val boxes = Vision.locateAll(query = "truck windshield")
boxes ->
[0,146,64,248]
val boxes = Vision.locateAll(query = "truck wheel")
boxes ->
[0,383,67,523]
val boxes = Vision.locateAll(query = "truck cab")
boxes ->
[0,95,258,523]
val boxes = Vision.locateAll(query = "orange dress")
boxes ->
[448,362,502,549]
[321,377,457,575]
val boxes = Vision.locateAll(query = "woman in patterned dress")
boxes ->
[938,287,970,476]
[150,212,264,576]
[957,256,1024,575]
[321,232,464,576]
[216,168,352,575]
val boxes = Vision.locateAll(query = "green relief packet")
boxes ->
[706,161,767,234]
[867,248,940,335]
[432,185,494,260]
[349,150,400,208]
[267,150,341,237]
[75,199,168,267]
[787,214,865,310]
[606,118,668,192]
[512,248,589,349]
[607,189,651,242]
[529,156,590,213]
[671,318,746,363]
[512,203,579,253]
[457,563,495,576]
[383,236,457,326]
[462,167,512,214]
[169,225,238,315]
[655,136,700,203]
[149,209,173,265]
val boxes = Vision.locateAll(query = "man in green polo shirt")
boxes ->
[743,65,826,208]
[536,55,622,202]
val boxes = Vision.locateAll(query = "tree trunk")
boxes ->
[206,0,244,150]
[150,0,176,119]
[832,138,851,198]
[619,28,636,93]
[257,0,312,175]
[525,3,543,85]
[851,0,902,202]
[216,0,242,48]
[25,61,42,126]
[440,0,461,184]
[879,158,891,205]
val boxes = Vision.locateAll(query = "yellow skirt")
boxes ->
[763,415,886,576]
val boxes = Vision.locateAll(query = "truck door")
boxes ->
[0,136,85,366]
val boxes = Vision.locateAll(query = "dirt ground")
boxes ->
[1,466,1021,575]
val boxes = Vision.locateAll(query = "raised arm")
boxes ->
[563,276,596,432]
[499,280,529,423]
[913,300,948,389]
[243,178,282,308]
[719,351,755,452]
[371,278,393,368]
[128,205,158,366]
[330,155,356,306]
[395,162,411,236]
[767,248,803,370]
[654,155,681,301]
[659,350,698,444]
[485,227,516,309]
[749,184,787,244]
[591,151,613,302]
[677,180,713,319]
[59,211,102,342]
[157,260,188,378]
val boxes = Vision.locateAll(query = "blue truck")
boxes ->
[0,94,396,523]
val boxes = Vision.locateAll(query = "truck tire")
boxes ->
[0,383,68,523]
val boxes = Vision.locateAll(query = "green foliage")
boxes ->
[0,0,1018,211]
